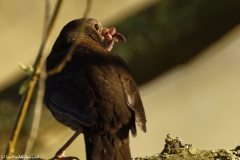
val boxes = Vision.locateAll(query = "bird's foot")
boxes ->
[51,156,79,160]
[101,27,126,51]
[52,151,79,160]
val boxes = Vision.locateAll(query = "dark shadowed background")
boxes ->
[1,0,240,159]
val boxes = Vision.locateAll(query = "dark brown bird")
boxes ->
[44,18,146,160]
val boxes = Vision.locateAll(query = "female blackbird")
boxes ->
[44,18,146,160]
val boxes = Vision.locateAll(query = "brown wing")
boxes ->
[118,74,146,132]
[44,49,98,129]
[113,54,147,133]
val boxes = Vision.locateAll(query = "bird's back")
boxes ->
[45,41,136,160]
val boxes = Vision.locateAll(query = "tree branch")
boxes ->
[3,0,63,158]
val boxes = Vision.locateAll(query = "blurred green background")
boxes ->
[1,0,240,159]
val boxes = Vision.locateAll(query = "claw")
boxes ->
[51,156,79,160]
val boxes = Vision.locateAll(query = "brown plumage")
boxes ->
[44,18,146,160]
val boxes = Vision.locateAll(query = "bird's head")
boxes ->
[58,18,103,44]
[52,18,126,52]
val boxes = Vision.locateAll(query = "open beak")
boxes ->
[101,27,126,42]
[100,27,126,51]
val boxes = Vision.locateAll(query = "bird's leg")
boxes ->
[101,27,126,51]
[52,129,81,160]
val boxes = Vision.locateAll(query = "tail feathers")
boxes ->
[114,142,131,160]
[84,134,131,160]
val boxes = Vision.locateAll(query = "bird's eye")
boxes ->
[94,23,99,31]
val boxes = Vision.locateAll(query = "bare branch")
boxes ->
[3,1,63,158]
[24,0,52,156]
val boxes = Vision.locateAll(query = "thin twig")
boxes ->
[47,0,93,76]
[83,0,93,18]
[3,0,63,158]
[24,0,52,155]
[42,0,51,42]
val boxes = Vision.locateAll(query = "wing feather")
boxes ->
[44,51,98,127]
[113,54,147,133]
